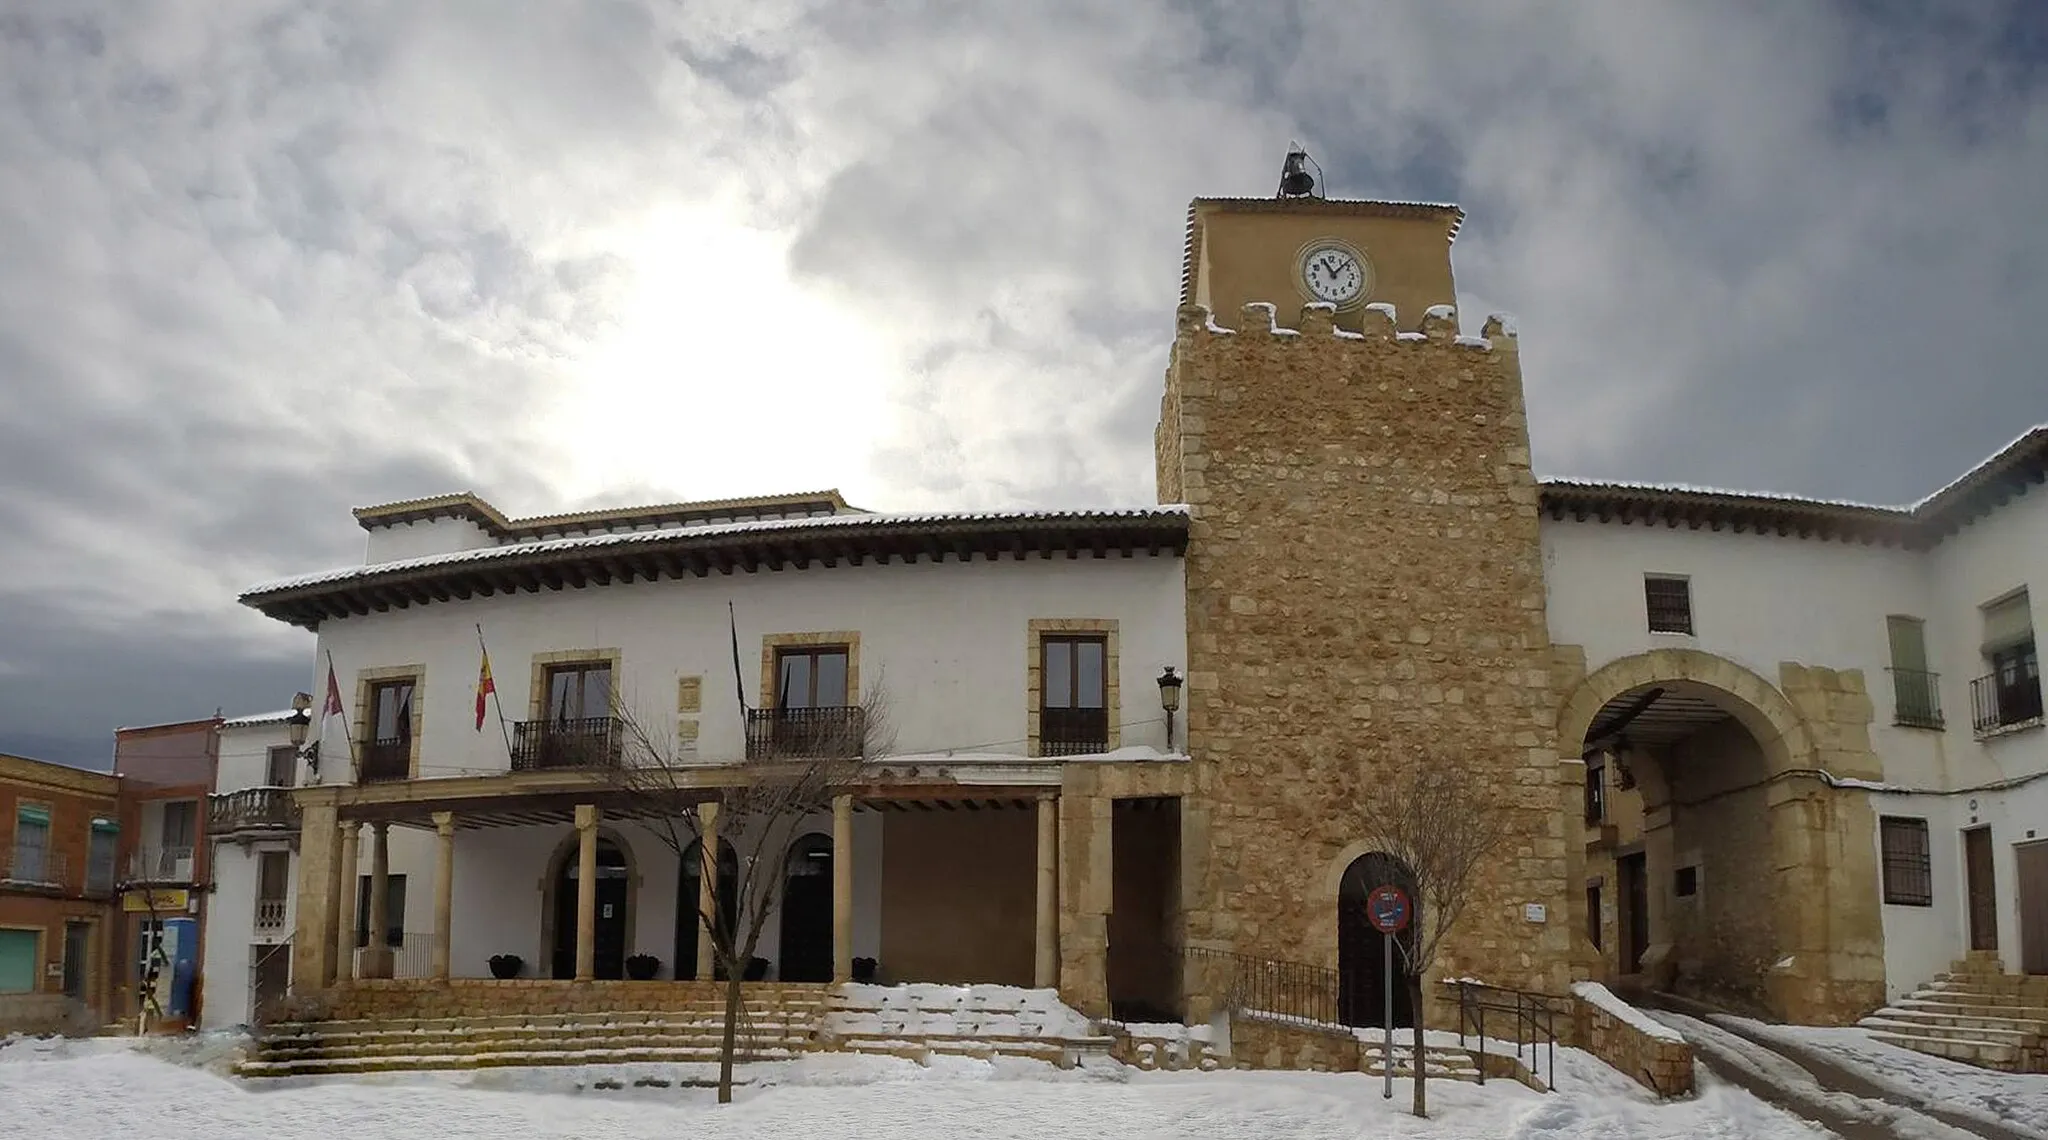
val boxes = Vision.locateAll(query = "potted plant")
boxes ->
[852,957,878,983]
[625,953,661,980]
[743,956,770,981]
[487,953,523,979]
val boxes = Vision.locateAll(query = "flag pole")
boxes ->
[325,648,360,784]
[477,624,515,763]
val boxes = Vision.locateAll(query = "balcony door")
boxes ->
[364,679,416,781]
[1041,635,1108,756]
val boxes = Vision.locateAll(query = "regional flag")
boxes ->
[475,648,496,732]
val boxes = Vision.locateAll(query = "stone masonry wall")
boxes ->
[324,979,830,1022]
[1161,300,1576,1019]
[1572,992,1695,1097]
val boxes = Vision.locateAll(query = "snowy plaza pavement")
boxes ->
[0,1035,1839,1140]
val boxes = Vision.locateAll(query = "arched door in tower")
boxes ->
[1337,851,1419,1029]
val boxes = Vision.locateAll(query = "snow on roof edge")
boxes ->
[244,504,1193,599]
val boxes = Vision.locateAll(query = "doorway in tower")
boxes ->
[1337,851,1418,1029]
[779,834,834,982]
[551,837,629,979]
[675,837,739,979]
[1108,797,1182,1022]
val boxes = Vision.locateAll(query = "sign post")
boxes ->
[1365,884,1412,1099]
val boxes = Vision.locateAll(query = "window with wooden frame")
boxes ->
[265,744,296,788]
[1644,575,1694,635]
[774,646,851,710]
[1879,816,1933,906]
[1040,634,1109,756]
[544,661,614,723]
[363,677,417,782]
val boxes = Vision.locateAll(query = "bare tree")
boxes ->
[1359,761,1512,1118]
[610,676,892,1104]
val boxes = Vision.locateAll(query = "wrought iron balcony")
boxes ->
[511,716,623,772]
[1971,673,2044,736]
[125,846,195,884]
[0,845,66,891]
[746,706,866,761]
[1039,706,1109,757]
[1887,668,1945,730]
[209,787,300,836]
[359,737,410,783]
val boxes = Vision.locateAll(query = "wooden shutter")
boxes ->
[1983,591,2034,652]
[1887,616,1929,672]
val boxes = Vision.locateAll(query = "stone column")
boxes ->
[574,804,599,982]
[362,821,394,979]
[1057,790,1112,1017]
[334,822,360,982]
[432,812,455,981]
[1035,793,1058,988]
[696,801,720,981]
[290,803,339,993]
[832,793,853,983]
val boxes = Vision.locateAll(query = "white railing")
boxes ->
[254,899,288,931]
[355,932,435,979]
[126,846,195,883]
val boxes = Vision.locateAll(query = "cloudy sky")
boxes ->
[3,1,2045,768]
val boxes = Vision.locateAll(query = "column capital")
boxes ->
[433,811,456,837]
[574,803,601,831]
[371,819,391,837]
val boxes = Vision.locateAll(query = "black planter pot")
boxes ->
[487,954,523,980]
[743,956,770,981]
[625,955,660,981]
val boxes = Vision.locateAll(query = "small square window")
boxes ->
[1645,576,1694,635]
[1674,866,1699,897]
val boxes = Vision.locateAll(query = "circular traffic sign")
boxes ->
[1366,884,1411,934]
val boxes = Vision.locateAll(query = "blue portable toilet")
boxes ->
[164,917,199,1019]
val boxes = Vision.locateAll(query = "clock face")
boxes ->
[1300,243,1368,306]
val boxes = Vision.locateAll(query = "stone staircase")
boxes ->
[816,983,1116,1068]
[1857,954,2048,1073]
[1357,1037,1485,1083]
[238,989,827,1078]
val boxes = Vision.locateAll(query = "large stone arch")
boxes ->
[1554,647,1885,1025]
[536,824,642,978]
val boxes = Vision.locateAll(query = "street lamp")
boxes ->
[288,690,316,779]
[1157,667,1184,752]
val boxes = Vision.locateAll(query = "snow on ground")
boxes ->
[1723,1016,2048,1140]
[1,1033,1833,1140]
[1646,1009,2000,1140]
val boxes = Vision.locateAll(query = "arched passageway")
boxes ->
[1562,649,1885,1024]
[1337,851,1419,1029]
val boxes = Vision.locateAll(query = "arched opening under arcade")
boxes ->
[779,833,835,982]
[675,837,739,980]
[547,835,631,980]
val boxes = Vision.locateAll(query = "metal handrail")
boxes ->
[1184,946,1343,1026]
[1447,979,1564,1089]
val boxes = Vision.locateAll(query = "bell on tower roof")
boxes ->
[1276,143,1323,199]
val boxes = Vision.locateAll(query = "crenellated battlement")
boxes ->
[1174,301,1518,353]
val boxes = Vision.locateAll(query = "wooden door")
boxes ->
[1619,853,1650,973]
[2017,840,2048,974]
[1965,827,1999,953]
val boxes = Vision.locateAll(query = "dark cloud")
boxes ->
[3,1,2045,765]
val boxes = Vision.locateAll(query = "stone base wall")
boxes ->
[321,979,830,1023]
[0,993,93,1036]
[1572,995,1694,1097]
[1229,1014,1361,1072]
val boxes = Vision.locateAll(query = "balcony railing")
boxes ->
[745,706,866,761]
[0,845,66,891]
[359,737,410,783]
[1970,673,2044,736]
[1887,668,1945,730]
[1039,706,1109,757]
[209,787,300,835]
[126,846,195,884]
[511,717,623,772]
[254,898,288,931]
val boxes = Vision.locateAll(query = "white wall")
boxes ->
[310,554,1187,777]
[1544,495,2048,990]
[1541,516,1946,785]
[447,811,883,981]
[215,720,297,792]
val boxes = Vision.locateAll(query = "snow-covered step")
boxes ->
[1895,996,2048,1023]
[237,1044,804,1077]
[1855,1016,2036,1046]
[1865,1030,2021,1069]
[1868,1005,2048,1035]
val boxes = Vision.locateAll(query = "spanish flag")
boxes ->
[474,648,496,732]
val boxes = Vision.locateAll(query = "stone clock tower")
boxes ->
[1157,192,1581,1015]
